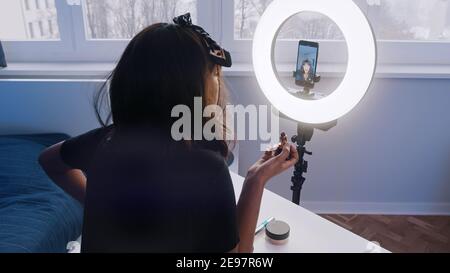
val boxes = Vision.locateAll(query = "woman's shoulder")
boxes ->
[70,125,114,143]
[60,126,114,170]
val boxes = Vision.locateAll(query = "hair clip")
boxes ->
[173,13,232,68]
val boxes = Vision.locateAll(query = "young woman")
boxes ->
[301,59,315,84]
[39,14,298,253]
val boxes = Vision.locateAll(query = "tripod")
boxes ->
[289,120,337,205]
[290,72,336,204]
[278,72,337,205]
[290,123,314,205]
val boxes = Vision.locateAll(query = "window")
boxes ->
[0,0,60,40]
[235,0,343,40]
[234,0,450,41]
[83,0,197,39]
[226,0,450,65]
[0,0,449,67]
[226,0,349,64]
[361,0,450,41]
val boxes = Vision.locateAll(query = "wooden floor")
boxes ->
[321,215,450,253]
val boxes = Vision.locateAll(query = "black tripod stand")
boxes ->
[287,71,337,205]
[290,123,314,205]
[290,121,336,205]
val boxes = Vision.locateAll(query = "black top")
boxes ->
[60,126,239,253]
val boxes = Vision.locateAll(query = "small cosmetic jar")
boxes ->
[265,220,290,245]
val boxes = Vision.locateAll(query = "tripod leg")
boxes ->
[290,124,313,205]
[291,145,306,205]
[291,178,305,205]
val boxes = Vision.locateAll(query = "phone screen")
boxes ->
[296,41,319,86]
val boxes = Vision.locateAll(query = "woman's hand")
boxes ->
[236,134,298,253]
[247,134,299,186]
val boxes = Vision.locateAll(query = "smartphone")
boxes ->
[295,40,319,88]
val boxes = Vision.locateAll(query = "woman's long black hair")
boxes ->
[94,23,230,157]
[300,59,314,79]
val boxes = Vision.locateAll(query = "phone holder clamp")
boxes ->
[292,71,321,98]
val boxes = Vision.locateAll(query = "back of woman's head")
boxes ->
[96,23,215,129]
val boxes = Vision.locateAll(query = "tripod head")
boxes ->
[293,71,322,99]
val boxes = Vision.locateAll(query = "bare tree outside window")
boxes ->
[235,0,450,41]
[235,0,343,40]
[2,0,449,42]
[360,0,450,40]
[84,0,197,40]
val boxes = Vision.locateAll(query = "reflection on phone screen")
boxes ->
[296,43,318,85]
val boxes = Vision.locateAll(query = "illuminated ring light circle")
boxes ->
[253,0,377,124]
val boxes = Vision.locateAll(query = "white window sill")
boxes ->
[228,63,450,79]
[1,62,450,81]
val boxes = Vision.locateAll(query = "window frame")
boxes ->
[3,0,219,62]
[68,0,219,62]
[2,0,75,62]
[222,0,450,66]
[1,0,450,68]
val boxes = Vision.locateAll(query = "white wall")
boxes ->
[1,76,450,215]
[229,76,450,215]
[0,80,100,135]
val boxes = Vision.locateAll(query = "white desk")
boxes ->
[230,172,390,253]
[69,171,389,253]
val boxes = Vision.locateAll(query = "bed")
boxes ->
[0,134,83,253]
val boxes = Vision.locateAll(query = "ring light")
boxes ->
[253,0,377,124]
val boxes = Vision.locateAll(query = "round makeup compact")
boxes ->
[265,220,290,245]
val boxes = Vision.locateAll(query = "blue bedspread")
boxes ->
[0,134,83,253]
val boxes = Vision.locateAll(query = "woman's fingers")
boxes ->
[281,144,299,169]
[276,144,291,162]
[251,142,299,184]
[262,144,278,161]
[289,144,299,162]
